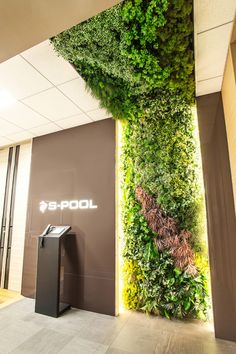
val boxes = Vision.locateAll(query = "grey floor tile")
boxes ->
[58,337,108,354]
[75,316,125,345]
[126,311,181,335]
[166,335,204,354]
[22,312,58,328]
[154,331,171,353]
[0,298,235,354]
[105,348,133,354]
[46,318,89,337]
[166,333,236,354]
[205,340,236,354]
[11,328,72,354]
[127,311,209,337]
[110,323,160,354]
[0,319,42,353]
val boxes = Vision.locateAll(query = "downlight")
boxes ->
[0,89,16,108]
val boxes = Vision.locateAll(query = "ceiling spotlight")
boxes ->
[0,89,16,108]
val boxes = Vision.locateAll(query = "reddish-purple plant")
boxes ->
[135,186,197,275]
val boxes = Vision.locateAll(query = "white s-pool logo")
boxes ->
[39,201,48,213]
[39,200,98,213]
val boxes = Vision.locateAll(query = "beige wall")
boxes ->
[0,142,32,292]
[222,20,236,212]
[0,0,122,63]
[0,150,9,228]
[8,142,32,291]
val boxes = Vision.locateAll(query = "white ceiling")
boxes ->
[1,2,234,147]
[194,0,236,96]
[0,40,111,148]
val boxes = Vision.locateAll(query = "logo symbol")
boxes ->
[39,201,48,213]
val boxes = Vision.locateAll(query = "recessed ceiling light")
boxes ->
[0,89,16,108]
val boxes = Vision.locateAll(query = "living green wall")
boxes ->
[52,0,209,319]
[121,98,208,318]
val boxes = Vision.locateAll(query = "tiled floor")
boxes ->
[0,298,236,354]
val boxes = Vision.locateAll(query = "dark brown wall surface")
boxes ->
[197,93,236,341]
[21,118,116,316]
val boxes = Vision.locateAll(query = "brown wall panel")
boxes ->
[222,42,236,212]
[197,93,236,342]
[21,119,116,316]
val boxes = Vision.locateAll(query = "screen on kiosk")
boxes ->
[50,227,66,234]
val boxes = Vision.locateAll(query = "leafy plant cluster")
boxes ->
[52,0,194,118]
[132,95,206,252]
[121,106,208,319]
[52,0,209,319]
[122,0,194,101]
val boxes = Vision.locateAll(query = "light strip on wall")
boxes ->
[116,119,125,314]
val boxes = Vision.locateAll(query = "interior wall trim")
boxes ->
[0,147,13,285]
[4,145,20,289]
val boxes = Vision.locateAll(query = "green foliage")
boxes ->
[122,259,144,309]
[122,0,194,101]
[52,5,128,82]
[51,0,194,118]
[52,3,138,119]
[121,117,209,319]
[52,0,209,319]
[130,94,206,252]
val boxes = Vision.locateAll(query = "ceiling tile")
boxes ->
[0,101,51,128]
[195,22,233,82]
[21,40,79,85]
[195,0,236,33]
[0,118,22,135]
[196,76,223,96]
[0,136,13,147]
[87,108,111,121]
[58,78,100,112]
[8,131,35,143]
[0,56,52,100]
[57,113,92,129]
[22,87,82,120]
[30,123,62,136]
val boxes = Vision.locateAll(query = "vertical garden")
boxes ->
[52,0,209,319]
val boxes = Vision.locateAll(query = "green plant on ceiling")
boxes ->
[122,0,194,101]
[51,3,135,119]
[51,0,195,117]
[51,0,209,319]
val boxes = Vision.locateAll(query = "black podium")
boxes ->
[35,225,71,317]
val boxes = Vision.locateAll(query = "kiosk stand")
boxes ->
[35,224,71,317]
